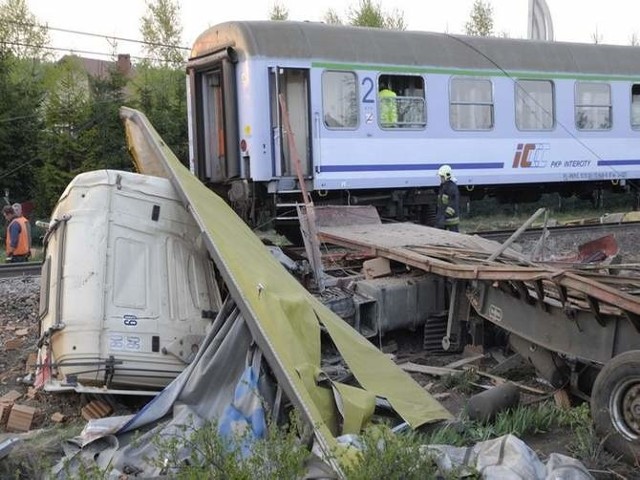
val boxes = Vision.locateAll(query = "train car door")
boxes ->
[200,70,226,181]
[269,67,311,178]
[187,49,239,183]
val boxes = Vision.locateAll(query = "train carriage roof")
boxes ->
[190,21,640,77]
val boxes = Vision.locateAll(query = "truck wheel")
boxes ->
[590,350,640,464]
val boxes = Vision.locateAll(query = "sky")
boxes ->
[24,0,640,61]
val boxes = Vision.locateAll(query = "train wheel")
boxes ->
[590,350,640,464]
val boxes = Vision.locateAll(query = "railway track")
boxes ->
[472,220,640,242]
[0,262,43,279]
[472,220,640,262]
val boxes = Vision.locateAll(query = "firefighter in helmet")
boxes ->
[435,165,460,232]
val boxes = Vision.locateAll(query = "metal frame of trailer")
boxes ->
[317,220,640,462]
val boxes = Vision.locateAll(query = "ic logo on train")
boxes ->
[512,143,553,168]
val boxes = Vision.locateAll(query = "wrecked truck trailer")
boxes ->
[315,219,640,462]
[37,170,223,392]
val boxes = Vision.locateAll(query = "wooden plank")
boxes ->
[444,354,485,369]
[474,371,547,395]
[319,223,520,256]
[399,362,548,395]
[399,362,457,376]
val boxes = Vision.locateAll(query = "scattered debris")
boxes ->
[51,412,66,424]
[465,383,520,423]
[7,404,37,432]
[0,404,12,425]
[0,390,23,404]
[445,354,485,369]
[362,257,391,279]
[81,400,113,421]
[0,277,85,428]
[4,338,24,351]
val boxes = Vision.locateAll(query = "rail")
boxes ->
[0,262,43,279]
[472,220,640,242]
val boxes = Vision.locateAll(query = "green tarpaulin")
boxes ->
[121,107,452,457]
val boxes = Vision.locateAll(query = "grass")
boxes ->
[0,422,84,480]
[0,246,43,263]
[338,424,477,480]
[4,401,621,479]
[424,401,561,447]
[459,191,639,232]
[556,403,622,470]
[440,369,479,395]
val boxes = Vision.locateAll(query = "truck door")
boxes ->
[269,67,311,178]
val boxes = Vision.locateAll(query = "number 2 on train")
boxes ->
[362,77,375,103]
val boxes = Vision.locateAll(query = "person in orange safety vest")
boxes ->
[3,205,30,263]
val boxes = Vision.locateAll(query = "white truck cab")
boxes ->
[38,170,222,391]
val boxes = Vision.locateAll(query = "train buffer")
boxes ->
[314,206,640,462]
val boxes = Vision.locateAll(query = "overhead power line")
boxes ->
[0,19,191,51]
[0,39,156,61]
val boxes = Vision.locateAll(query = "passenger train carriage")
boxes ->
[186,21,640,225]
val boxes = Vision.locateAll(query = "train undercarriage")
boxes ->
[213,177,638,241]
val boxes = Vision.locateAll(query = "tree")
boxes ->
[132,65,188,163]
[631,32,639,46]
[465,0,494,37]
[323,9,342,25]
[325,0,406,30]
[0,52,45,206]
[34,57,91,216]
[140,0,185,68]
[137,0,188,166]
[591,27,603,45]
[0,0,49,59]
[0,1,49,207]
[31,53,133,217]
[79,68,130,172]
[269,1,289,21]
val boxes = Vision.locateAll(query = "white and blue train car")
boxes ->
[186,21,640,225]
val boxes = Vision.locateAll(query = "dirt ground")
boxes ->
[0,276,638,479]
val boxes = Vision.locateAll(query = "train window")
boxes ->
[377,74,426,128]
[515,80,554,130]
[322,71,358,129]
[631,85,640,130]
[449,78,493,130]
[575,82,611,130]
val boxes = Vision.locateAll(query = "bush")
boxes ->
[142,417,309,480]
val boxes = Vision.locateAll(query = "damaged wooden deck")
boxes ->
[317,222,640,322]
